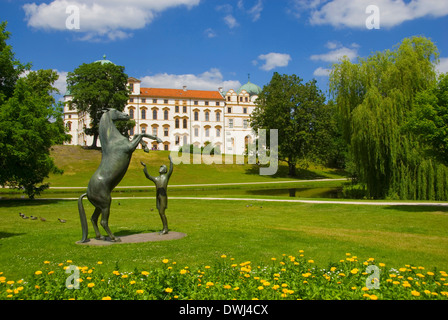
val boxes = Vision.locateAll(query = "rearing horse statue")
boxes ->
[77,108,162,243]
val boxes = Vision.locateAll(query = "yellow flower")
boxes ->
[97,261,103,265]
[221,254,227,258]
[271,258,277,261]
[223,285,231,289]
[233,287,240,291]
[136,290,144,294]
[162,259,169,264]
[258,286,264,290]
[44,261,50,264]
[121,274,128,279]
[102,296,112,300]
[165,288,173,293]
[411,290,420,297]
[205,266,211,269]
[272,285,280,290]
[379,263,385,267]
[87,283,95,288]
[361,287,369,291]
[308,260,314,263]
[399,268,407,272]
[180,269,187,275]
[346,253,351,256]
[130,281,136,285]
[141,271,149,276]
[369,294,378,300]
[35,271,42,275]
[206,282,214,286]
[427,272,434,276]
[66,260,72,263]
[351,268,359,275]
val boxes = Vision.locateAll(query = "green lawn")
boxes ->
[1,198,447,281]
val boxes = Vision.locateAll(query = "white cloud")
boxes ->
[223,14,239,29]
[53,70,68,95]
[310,41,359,63]
[247,0,264,22]
[293,0,448,29]
[257,53,292,71]
[313,67,331,77]
[23,0,200,41]
[140,68,241,92]
[204,28,217,38]
[436,57,448,74]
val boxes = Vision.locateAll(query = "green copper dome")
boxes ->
[237,79,262,96]
[94,54,115,65]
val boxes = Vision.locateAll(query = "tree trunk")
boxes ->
[288,161,296,177]
[90,133,99,149]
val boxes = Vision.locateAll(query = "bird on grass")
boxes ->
[20,213,29,219]
[58,218,66,223]
[30,216,38,220]
[40,217,46,222]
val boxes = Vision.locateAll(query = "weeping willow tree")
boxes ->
[330,36,448,200]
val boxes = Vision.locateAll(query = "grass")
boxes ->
[1,145,447,300]
[1,198,447,282]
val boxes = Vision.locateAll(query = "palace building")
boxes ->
[63,57,262,155]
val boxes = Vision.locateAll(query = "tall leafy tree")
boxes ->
[66,61,132,148]
[0,21,69,198]
[251,72,335,176]
[330,36,448,200]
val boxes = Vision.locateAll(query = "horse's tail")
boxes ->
[78,193,89,243]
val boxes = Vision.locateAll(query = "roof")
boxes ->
[140,88,225,100]
[94,54,115,65]
[237,81,262,96]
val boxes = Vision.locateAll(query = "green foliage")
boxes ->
[330,36,448,200]
[66,61,131,147]
[2,254,447,300]
[0,22,69,198]
[251,73,341,176]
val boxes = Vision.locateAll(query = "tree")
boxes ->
[0,21,69,198]
[330,36,448,200]
[406,73,448,165]
[250,72,335,176]
[66,61,131,148]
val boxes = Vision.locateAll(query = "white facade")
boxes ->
[64,77,262,156]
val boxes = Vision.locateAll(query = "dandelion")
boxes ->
[130,281,136,285]
[223,285,231,289]
[87,283,95,288]
[369,294,378,300]
[162,259,169,264]
[136,290,144,294]
[308,260,314,264]
[180,269,187,275]
[206,282,214,287]
[35,271,42,275]
[165,288,173,293]
[97,261,103,265]
[233,287,240,291]
[258,286,264,290]
[221,254,227,258]
[102,296,112,300]
[411,290,420,297]
[427,272,434,276]
[351,268,359,275]
[141,271,149,276]
[121,274,128,279]
[205,266,211,269]
[44,261,50,264]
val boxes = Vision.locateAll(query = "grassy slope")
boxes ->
[45,145,347,187]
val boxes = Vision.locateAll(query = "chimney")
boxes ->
[218,87,223,93]
[183,85,187,92]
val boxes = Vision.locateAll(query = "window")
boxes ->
[194,101,198,105]
[194,128,199,137]
[129,83,134,91]
[164,127,169,137]
[175,136,180,146]
[164,144,169,151]
[205,112,209,122]
[245,97,249,102]
[164,99,168,104]
[243,107,247,114]
[129,109,134,119]
[216,101,220,106]
[164,110,169,120]
[194,111,199,121]
[130,98,134,103]
[175,118,180,129]
[141,109,146,119]
[66,122,71,131]
[183,118,187,129]
[142,98,146,103]
[153,109,157,120]
[175,105,179,113]
[227,107,232,113]
[205,101,209,106]
[153,99,157,104]
[142,126,146,134]
[130,127,134,136]
[240,97,243,102]
[229,119,233,128]
[183,135,188,146]
[227,96,231,102]
[216,128,221,137]
[183,106,187,113]
[216,112,221,122]
[243,119,248,129]
[205,127,210,137]
[152,127,157,136]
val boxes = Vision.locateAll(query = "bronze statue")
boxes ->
[78,108,162,243]
[141,155,173,235]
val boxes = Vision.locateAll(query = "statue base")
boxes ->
[75,231,187,246]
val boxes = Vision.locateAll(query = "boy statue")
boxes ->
[141,155,173,234]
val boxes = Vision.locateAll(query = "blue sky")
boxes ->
[2,0,448,98]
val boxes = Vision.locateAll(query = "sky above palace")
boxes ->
[2,0,448,99]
